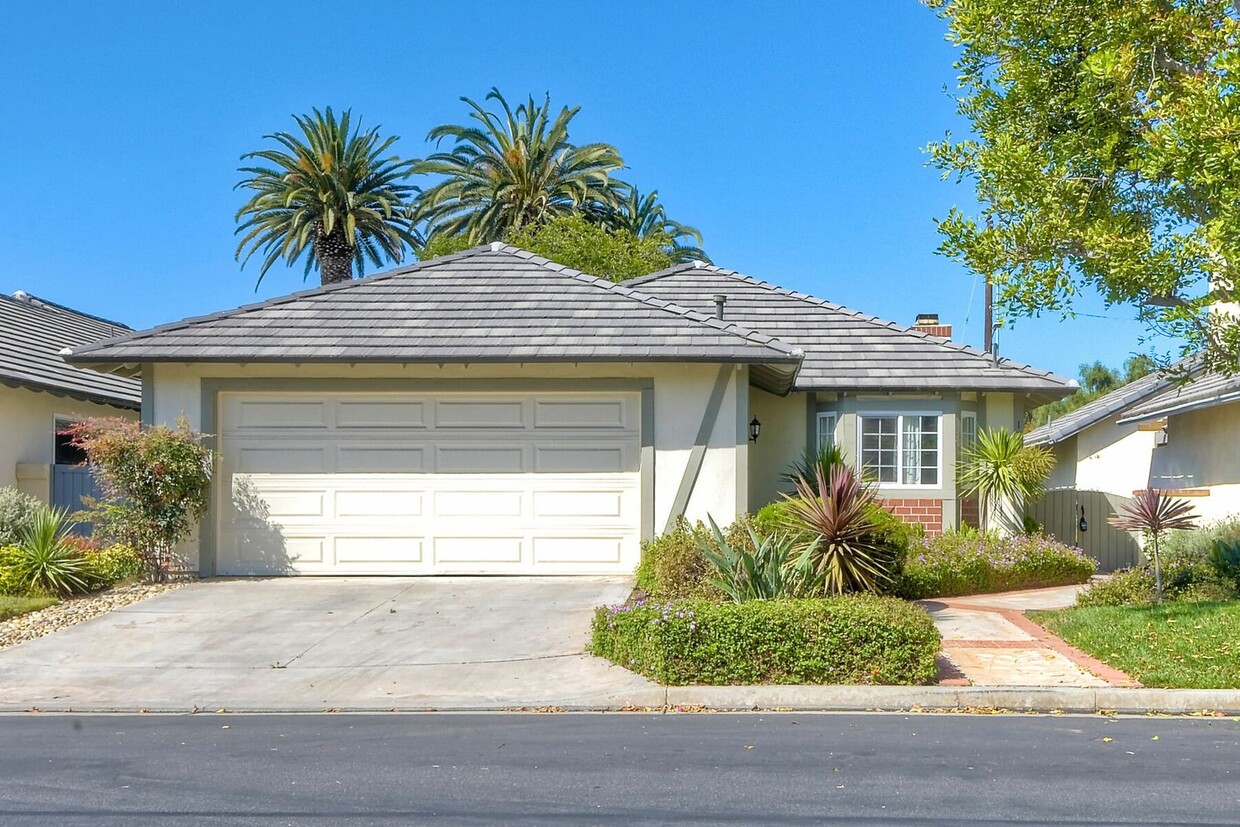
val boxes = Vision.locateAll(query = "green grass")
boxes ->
[0,594,58,621]
[1034,601,1240,689]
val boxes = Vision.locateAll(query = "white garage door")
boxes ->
[216,391,642,576]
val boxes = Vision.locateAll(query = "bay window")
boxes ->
[859,413,939,486]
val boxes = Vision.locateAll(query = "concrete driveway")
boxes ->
[0,578,663,712]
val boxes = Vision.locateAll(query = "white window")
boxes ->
[859,414,940,486]
[960,412,978,452]
[816,412,837,451]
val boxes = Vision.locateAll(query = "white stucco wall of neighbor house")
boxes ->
[0,384,135,502]
[1073,421,1158,499]
[1150,402,1240,524]
[147,361,753,572]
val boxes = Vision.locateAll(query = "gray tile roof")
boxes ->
[1117,370,1240,424]
[629,263,1076,400]
[1025,370,1174,446]
[66,245,804,394]
[0,292,139,409]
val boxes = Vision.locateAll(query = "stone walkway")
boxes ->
[919,584,1139,689]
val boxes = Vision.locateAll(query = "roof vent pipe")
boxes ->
[713,294,727,320]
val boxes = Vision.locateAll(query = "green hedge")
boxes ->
[590,595,940,685]
[0,543,144,597]
[895,532,1096,599]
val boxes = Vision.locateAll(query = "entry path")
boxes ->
[920,584,1139,688]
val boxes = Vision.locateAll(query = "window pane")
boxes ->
[817,413,836,451]
[861,416,897,483]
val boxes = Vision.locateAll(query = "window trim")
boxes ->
[856,410,943,489]
[816,411,837,452]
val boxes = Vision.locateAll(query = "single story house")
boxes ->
[0,291,139,506]
[65,244,1073,577]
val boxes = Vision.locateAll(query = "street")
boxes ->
[0,712,1237,825]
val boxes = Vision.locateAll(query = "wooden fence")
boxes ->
[1030,488,1142,573]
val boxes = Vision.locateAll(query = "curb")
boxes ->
[4,686,1240,715]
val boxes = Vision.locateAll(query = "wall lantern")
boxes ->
[1078,505,1088,534]
[749,417,762,443]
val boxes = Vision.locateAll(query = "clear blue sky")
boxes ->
[1,1,1169,380]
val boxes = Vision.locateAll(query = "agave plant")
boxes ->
[695,517,810,602]
[1109,489,1198,603]
[782,465,894,595]
[958,427,1055,534]
[13,506,91,596]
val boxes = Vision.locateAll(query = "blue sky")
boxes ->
[1,1,1168,380]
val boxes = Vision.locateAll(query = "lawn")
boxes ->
[1034,602,1240,689]
[0,595,58,622]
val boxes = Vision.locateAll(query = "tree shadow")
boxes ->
[226,476,295,575]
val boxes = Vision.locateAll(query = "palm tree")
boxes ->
[235,108,420,286]
[958,427,1055,534]
[601,186,708,263]
[413,89,625,243]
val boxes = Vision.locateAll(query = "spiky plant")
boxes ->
[781,444,847,496]
[413,89,625,243]
[593,186,708,263]
[958,427,1055,533]
[782,465,894,595]
[1109,489,1198,603]
[13,506,90,596]
[695,517,800,602]
[235,107,420,286]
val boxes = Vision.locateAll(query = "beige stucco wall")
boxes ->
[148,361,752,571]
[1149,402,1240,523]
[747,387,807,511]
[0,384,135,502]
[1073,421,1157,499]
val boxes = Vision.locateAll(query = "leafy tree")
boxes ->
[235,108,419,286]
[927,1,1240,372]
[591,186,708,263]
[414,89,625,244]
[505,214,673,281]
[1029,354,1162,426]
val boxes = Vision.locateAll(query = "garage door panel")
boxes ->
[335,537,423,565]
[336,400,426,428]
[435,537,524,564]
[436,445,525,473]
[335,490,423,518]
[217,390,640,576]
[336,445,426,473]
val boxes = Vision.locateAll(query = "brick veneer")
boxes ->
[880,498,944,536]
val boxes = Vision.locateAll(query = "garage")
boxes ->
[216,390,642,575]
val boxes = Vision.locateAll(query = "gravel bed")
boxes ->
[0,582,184,650]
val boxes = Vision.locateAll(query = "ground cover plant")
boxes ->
[895,529,1096,599]
[591,595,940,685]
[1034,602,1240,689]
[0,595,57,621]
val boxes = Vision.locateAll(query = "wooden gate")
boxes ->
[1030,489,1142,572]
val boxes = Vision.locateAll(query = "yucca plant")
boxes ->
[781,444,847,497]
[1109,489,1198,603]
[958,427,1055,534]
[782,465,894,595]
[13,506,91,596]
[695,517,809,602]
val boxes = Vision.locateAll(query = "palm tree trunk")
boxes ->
[316,225,355,285]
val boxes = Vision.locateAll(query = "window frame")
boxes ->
[52,415,87,467]
[816,411,838,452]
[960,411,978,453]
[856,410,943,489]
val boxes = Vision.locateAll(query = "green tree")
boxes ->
[958,428,1055,534]
[927,1,1240,372]
[593,186,708,264]
[1028,354,1163,427]
[413,89,625,245]
[235,108,420,286]
[505,214,673,282]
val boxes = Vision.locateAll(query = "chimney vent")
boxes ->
[913,313,952,340]
[713,294,727,320]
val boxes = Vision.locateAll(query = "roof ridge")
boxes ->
[636,262,1073,386]
[1,292,132,332]
[1025,369,1177,445]
[67,245,804,364]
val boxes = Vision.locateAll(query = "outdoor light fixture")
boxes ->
[749,417,762,443]
[1078,505,1088,534]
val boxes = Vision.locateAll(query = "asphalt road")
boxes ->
[0,712,1237,826]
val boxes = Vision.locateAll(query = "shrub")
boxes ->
[895,531,1097,599]
[590,595,940,685]
[1160,516,1240,561]
[8,506,92,596]
[0,487,40,548]
[1108,488,1199,603]
[636,518,755,600]
[1076,551,1238,608]
[783,466,897,594]
[81,544,146,590]
[697,517,820,601]
[65,417,211,577]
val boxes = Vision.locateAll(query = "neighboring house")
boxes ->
[0,291,140,507]
[64,245,1073,577]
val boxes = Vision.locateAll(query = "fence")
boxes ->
[1030,488,1142,573]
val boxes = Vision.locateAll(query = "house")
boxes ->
[0,291,140,507]
[63,244,1074,577]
